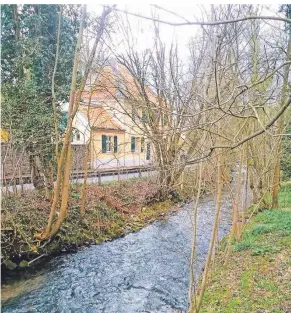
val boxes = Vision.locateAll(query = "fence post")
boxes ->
[98,172,101,185]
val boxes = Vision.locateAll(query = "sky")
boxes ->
[86,4,283,60]
[87,4,205,59]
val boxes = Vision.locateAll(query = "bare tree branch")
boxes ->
[112,7,291,27]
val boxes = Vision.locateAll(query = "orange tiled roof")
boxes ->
[82,63,158,105]
[79,105,124,131]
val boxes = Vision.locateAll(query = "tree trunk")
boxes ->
[42,5,87,238]
[41,5,113,239]
[272,160,281,208]
[51,5,63,161]
[188,162,203,312]
[190,151,224,313]
[80,129,93,217]
[272,29,291,208]
[49,143,72,237]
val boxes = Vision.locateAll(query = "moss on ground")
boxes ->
[200,184,291,313]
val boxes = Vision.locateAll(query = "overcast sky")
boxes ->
[86,4,283,61]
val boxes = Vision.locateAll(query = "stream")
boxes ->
[1,188,247,313]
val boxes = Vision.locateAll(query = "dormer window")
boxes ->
[75,130,81,141]
[71,128,82,143]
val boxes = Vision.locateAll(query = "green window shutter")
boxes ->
[141,137,145,152]
[146,142,151,160]
[131,136,135,152]
[102,135,106,153]
[114,136,118,153]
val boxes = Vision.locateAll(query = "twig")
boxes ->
[28,254,47,265]
[112,7,291,26]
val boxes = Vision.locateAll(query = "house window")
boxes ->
[141,137,145,153]
[75,130,81,141]
[71,128,81,143]
[146,142,151,160]
[131,136,139,153]
[102,135,118,153]
[106,136,112,152]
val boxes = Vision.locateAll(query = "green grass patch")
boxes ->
[264,181,291,208]
[250,244,280,256]
[254,274,279,291]
[233,209,291,255]
[200,185,291,313]
[249,223,274,235]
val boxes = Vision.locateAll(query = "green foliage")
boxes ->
[278,182,291,208]
[19,260,29,268]
[233,234,254,252]
[2,179,172,266]
[200,210,291,313]
[3,260,17,270]
[254,274,279,291]
[1,4,80,169]
[264,182,291,208]
[2,81,54,146]
[251,244,280,256]
[1,5,79,93]
[255,209,291,235]
[233,209,291,255]
[249,223,274,235]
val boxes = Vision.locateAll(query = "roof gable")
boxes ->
[82,63,158,105]
[78,104,124,131]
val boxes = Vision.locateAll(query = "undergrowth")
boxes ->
[200,183,291,313]
[1,179,180,271]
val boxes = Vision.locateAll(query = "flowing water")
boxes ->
[2,187,247,313]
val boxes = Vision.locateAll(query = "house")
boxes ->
[61,88,153,170]
[83,63,157,169]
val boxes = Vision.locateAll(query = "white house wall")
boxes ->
[60,102,90,145]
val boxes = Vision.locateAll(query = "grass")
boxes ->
[200,183,291,313]
[278,182,291,208]
[264,181,291,208]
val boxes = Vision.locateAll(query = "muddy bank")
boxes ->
[1,179,185,274]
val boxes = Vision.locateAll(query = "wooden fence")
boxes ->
[1,143,88,186]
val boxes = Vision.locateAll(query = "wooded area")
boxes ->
[1,4,291,313]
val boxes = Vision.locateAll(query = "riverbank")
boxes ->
[200,182,291,313]
[1,178,186,273]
